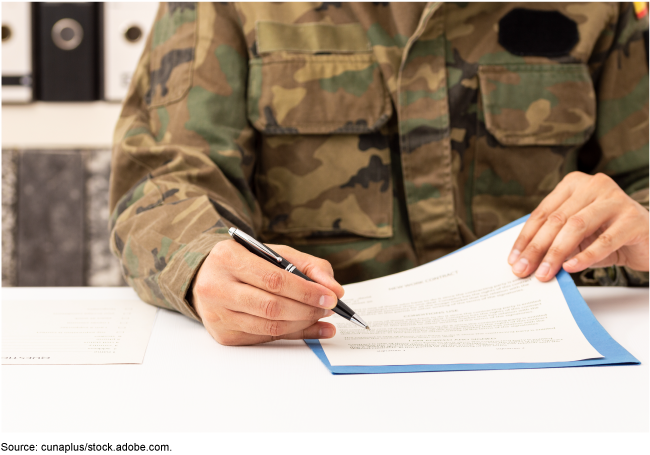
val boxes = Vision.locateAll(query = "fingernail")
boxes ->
[565,258,578,268]
[513,258,528,274]
[319,327,334,338]
[535,262,550,279]
[322,309,331,317]
[508,249,521,265]
[319,295,336,308]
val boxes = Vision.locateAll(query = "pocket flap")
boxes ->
[478,64,596,146]
[248,52,392,135]
[256,21,371,54]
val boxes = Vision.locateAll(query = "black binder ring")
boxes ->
[51,18,83,51]
[2,24,12,42]
[124,25,143,43]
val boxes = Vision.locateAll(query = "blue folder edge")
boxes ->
[305,215,640,374]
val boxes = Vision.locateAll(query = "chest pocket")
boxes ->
[471,63,597,238]
[247,21,394,240]
[477,64,596,146]
[247,22,392,134]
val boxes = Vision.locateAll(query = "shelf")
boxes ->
[2,101,124,150]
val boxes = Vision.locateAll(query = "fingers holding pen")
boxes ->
[226,241,340,310]
[273,245,345,299]
[192,239,343,346]
[226,281,334,321]
[225,310,330,338]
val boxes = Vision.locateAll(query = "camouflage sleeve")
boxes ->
[574,2,649,287]
[108,2,261,319]
[587,2,648,206]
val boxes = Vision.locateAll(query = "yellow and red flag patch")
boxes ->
[633,2,648,19]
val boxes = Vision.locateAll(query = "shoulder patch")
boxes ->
[498,8,578,57]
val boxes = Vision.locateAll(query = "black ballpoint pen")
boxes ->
[228,227,370,330]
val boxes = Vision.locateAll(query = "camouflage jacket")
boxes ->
[109,2,649,321]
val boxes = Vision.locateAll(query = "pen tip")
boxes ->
[365,326,370,330]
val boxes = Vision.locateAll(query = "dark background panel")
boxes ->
[17,150,85,286]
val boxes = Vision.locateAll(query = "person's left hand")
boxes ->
[508,171,649,281]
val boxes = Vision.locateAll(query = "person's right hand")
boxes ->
[191,239,344,346]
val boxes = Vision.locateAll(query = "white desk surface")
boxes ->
[2,286,648,433]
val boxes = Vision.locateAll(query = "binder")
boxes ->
[34,2,100,101]
[103,2,158,102]
[2,2,33,103]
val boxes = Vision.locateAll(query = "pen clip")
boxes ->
[228,227,283,263]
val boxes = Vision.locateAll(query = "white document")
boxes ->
[321,224,603,366]
[2,299,158,365]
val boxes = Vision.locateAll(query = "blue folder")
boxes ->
[305,215,640,374]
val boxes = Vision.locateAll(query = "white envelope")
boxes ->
[2,2,32,103]
[103,2,159,102]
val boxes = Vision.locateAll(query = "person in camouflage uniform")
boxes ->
[109,2,649,345]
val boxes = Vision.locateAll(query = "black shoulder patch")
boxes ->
[499,8,578,57]
[315,2,341,12]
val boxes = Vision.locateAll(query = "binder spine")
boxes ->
[103,2,158,102]
[34,2,100,102]
[97,3,105,102]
